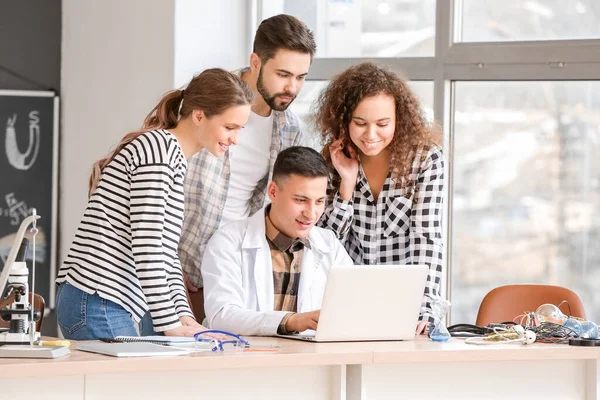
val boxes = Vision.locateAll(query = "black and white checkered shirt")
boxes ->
[319,146,444,323]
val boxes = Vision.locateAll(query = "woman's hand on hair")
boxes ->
[330,139,359,200]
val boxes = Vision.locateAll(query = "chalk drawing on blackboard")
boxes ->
[0,193,46,265]
[5,111,41,171]
[2,192,31,226]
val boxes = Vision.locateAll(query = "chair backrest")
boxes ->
[186,288,206,324]
[0,292,45,332]
[32,293,45,332]
[475,284,586,326]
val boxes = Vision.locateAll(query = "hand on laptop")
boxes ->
[415,320,428,335]
[286,310,320,332]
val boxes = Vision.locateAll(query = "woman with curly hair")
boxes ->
[314,62,444,334]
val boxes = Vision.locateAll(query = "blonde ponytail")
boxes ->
[88,90,184,197]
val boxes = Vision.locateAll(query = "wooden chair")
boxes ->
[476,284,586,326]
[0,292,45,332]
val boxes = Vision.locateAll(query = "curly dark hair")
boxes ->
[313,62,440,191]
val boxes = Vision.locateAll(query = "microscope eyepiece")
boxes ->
[15,238,30,262]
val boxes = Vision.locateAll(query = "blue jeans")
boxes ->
[138,311,164,337]
[56,283,138,340]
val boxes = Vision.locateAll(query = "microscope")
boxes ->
[0,237,42,344]
[0,211,69,358]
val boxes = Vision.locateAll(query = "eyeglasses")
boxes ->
[193,330,281,353]
[194,330,249,352]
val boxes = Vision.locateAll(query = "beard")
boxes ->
[257,68,296,111]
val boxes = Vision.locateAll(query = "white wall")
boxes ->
[60,0,176,270]
[174,0,250,88]
[60,0,250,277]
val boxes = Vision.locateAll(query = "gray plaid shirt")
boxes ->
[179,69,305,288]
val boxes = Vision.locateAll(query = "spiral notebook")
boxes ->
[77,342,191,358]
[99,336,196,346]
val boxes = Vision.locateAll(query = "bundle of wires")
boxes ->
[448,300,584,344]
[528,322,579,344]
[450,321,579,344]
[514,309,581,343]
[447,323,515,338]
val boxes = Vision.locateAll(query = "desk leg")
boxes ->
[331,365,347,400]
[587,359,599,400]
[347,365,365,400]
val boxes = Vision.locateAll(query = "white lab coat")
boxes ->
[202,207,353,336]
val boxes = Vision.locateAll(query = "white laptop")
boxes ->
[277,264,428,342]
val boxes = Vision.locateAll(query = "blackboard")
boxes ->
[0,90,59,310]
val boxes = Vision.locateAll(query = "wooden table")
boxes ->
[1,336,599,400]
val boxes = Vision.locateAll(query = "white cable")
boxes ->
[464,327,536,346]
[28,208,38,347]
[465,337,527,345]
[493,326,519,340]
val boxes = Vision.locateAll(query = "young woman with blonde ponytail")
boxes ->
[56,69,253,340]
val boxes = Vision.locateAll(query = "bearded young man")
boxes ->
[175,15,317,324]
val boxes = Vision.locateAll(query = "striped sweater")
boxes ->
[57,129,193,332]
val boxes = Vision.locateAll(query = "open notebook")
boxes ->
[77,342,192,357]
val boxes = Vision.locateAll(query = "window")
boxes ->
[290,80,329,150]
[261,0,436,57]
[458,0,600,42]
[409,81,434,122]
[452,81,600,323]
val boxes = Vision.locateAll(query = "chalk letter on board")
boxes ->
[5,111,41,171]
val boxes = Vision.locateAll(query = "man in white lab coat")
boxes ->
[202,147,353,336]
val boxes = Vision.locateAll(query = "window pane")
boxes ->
[291,80,330,150]
[409,81,434,123]
[452,81,600,324]
[459,0,600,42]
[261,0,436,57]
[291,80,434,151]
